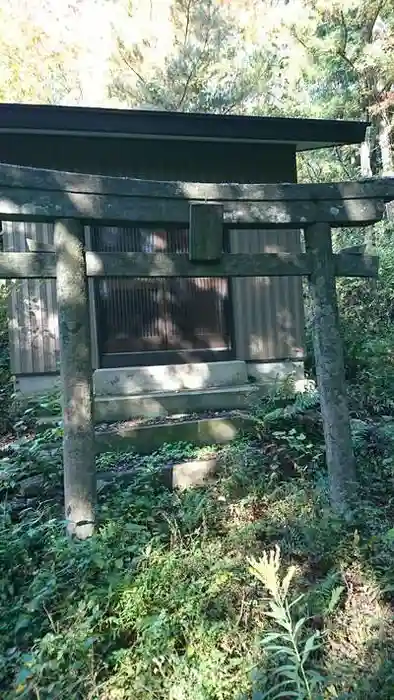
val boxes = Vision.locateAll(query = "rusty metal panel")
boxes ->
[229,228,305,362]
[2,221,59,375]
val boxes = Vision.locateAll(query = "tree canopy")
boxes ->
[2,0,393,177]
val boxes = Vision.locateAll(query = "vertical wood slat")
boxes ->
[42,224,53,371]
[3,222,103,375]
[55,218,95,539]
[92,225,230,356]
[3,221,31,374]
[4,221,304,373]
[229,228,305,361]
[2,220,59,375]
[189,204,223,261]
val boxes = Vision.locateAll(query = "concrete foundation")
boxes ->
[98,457,219,491]
[94,417,251,454]
[14,374,60,397]
[247,360,305,387]
[95,384,259,421]
[14,360,306,419]
[14,359,304,397]
[93,360,248,396]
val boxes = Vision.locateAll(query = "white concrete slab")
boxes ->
[247,360,304,385]
[93,360,248,396]
[95,384,259,421]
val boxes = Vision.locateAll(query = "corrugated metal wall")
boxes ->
[2,222,100,375]
[92,226,230,359]
[3,221,59,374]
[230,228,304,361]
[3,221,305,374]
[1,136,305,374]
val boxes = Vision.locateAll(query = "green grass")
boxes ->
[1,410,394,699]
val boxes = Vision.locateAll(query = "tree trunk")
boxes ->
[378,114,394,176]
[360,126,373,178]
[377,113,394,220]
[55,218,96,539]
[360,125,378,251]
[304,223,357,516]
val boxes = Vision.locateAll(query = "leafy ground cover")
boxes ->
[1,264,394,699]
[1,385,394,699]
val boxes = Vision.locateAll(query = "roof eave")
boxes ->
[0,103,369,151]
[0,128,367,152]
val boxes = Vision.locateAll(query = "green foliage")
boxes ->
[97,440,218,473]
[333,220,394,416]
[249,546,327,699]
[109,0,287,113]
[0,284,12,434]
[0,431,252,699]
[0,2,394,696]
[1,390,394,698]
[0,2,83,104]
[243,384,323,463]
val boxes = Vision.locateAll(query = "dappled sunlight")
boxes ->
[249,332,271,359]
[92,536,258,700]
[2,384,394,697]
[67,190,95,217]
[93,361,245,395]
[343,197,386,222]
[325,562,394,685]
[276,305,301,350]
[87,249,181,278]
[205,419,239,441]
[0,0,393,696]
[64,379,92,427]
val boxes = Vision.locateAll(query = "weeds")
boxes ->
[1,405,393,698]
[249,546,326,699]
[0,352,394,697]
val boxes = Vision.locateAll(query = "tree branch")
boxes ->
[291,28,311,55]
[339,9,348,57]
[363,0,387,43]
[183,0,193,47]
[177,24,211,109]
[337,10,358,72]
[298,153,322,183]
[117,44,147,87]
[334,146,353,179]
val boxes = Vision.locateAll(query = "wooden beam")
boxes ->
[0,251,56,278]
[87,252,311,277]
[55,219,95,539]
[0,251,379,279]
[336,252,378,277]
[339,244,369,255]
[87,252,378,278]
[1,161,394,203]
[0,189,386,226]
[189,203,223,261]
[304,222,357,514]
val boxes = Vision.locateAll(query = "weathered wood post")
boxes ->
[189,203,224,261]
[304,222,357,515]
[54,219,96,539]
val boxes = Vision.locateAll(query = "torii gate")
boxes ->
[0,163,392,538]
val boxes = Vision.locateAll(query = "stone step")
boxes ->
[93,360,248,397]
[33,415,254,454]
[95,384,259,422]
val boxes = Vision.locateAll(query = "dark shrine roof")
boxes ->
[0,103,368,152]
